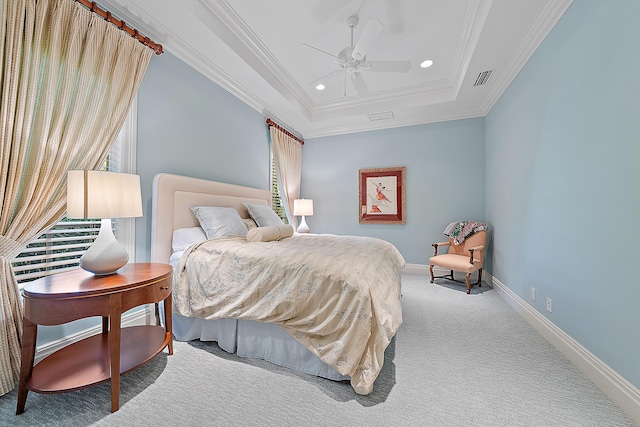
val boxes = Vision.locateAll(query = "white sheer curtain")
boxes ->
[0,0,153,395]
[270,126,302,230]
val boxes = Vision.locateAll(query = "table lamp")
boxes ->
[293,199,313,233]
[67,170,143,275]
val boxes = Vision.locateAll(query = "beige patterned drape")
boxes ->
[0,0,152,395]
[270,127,302,230]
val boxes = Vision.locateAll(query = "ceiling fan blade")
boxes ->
[367,60,412,73]
[344,68,347,97]
[308,69,342,86]
[303,43,341,61]
[352,19,383,60]
[385,0,404,35]
[351,72,369,96]
[354,0,367,16]
[311,0,350,23]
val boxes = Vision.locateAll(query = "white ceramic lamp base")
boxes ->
[80,218,129,275]
[297,216,310,233]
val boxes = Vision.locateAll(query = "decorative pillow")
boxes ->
[172,227,207,252]
[246,225,294,242]
[189,206,248,239]
[242,217,258,230]
[243,203,284,227]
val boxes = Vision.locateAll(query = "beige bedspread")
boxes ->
[173,233,405,395]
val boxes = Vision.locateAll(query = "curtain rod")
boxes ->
[75,0,163,55]
[266,118,304,145]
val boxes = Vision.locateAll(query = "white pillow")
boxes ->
[243,203,284,227]
[246,225,294,242]
[242,217,258,230]
[172,227,207,252]
[189,206,248,239]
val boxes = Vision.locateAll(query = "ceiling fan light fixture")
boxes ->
[420,59,434,68]
[304,13,411,98]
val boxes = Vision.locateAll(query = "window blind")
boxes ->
[12,219,102,284]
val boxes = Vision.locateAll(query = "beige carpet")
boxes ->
[1,273,637,426]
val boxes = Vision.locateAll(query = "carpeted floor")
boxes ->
[1,273,637,426]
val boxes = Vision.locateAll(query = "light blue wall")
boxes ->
[303,118,486,264]
[486,0,640,388]
[134,52,270,262]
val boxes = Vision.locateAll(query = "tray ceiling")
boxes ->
[98,0,573,138]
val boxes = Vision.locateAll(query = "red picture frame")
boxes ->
[358,166,406,224]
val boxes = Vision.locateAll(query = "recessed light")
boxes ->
[315,83,326,90]
[420,59,434,68]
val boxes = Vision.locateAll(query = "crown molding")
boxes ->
[99,0,271,115]
[98,0,574,139]
[447,0,493,94]
[199,0,314,116]
[480,0,574,114]
[304,105,485,139]
[311,78,454,112]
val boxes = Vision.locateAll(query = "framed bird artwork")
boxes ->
[358,166,405,224]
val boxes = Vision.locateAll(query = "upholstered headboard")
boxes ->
[150,173,272,263]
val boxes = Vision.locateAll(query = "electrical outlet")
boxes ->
[530,287,536,301]
[546,297,552,313]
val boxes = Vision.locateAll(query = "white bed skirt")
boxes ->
[172,314,349,381]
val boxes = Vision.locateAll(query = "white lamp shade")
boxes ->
[67,170,143,219]
[67,170,142,275]
[293,199,314,216]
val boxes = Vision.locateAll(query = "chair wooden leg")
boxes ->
[476,268,483,287]
[465,273,471,294]
[429,265,435,283]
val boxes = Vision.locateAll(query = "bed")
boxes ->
[150,173,404,394]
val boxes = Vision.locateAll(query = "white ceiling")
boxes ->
[99,0,573,139]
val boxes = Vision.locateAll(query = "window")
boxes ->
[271,153,288,224]
[12,97,138,286]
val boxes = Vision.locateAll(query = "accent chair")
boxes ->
[429,230,487,294]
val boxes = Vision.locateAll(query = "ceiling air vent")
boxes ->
[473,70,493,87]
[367,111,394,121]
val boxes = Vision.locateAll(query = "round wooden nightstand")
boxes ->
[16,263,173,414]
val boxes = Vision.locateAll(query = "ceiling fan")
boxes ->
[304,14,411,97]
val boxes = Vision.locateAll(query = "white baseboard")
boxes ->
[488,272,640,423]
[405,263,639,422]
[403,263,430,275]
[34,305,155,364]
